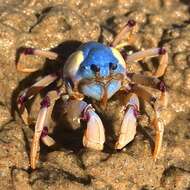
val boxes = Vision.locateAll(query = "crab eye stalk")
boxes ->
[90,64,100,73]
[109,62,117,70]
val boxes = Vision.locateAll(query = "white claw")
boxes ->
[115,94,139,149]
[83,109,105,150]
[115,107,137,149]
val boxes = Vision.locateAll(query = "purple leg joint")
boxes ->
[127,20,136,27]
[18,95,27,105]
[40,96,50,108]
[158,47,166,55]
[132,105,140,118]
[41,126,48,138]
[157,81,166,92]
[23,48,34,55]
[81,109,90,121]
[81,105,92,121]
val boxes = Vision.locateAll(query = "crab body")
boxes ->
[16,20,168,169]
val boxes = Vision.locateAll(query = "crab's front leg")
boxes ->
[17,74,58,125]
[115,93,140,149]
[16,47,59,73]
[64,100,105,150]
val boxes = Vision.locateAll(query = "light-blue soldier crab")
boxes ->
[16,20,168,169]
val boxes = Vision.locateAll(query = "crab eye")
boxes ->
[90,64,100,72]
[109,62,117,70]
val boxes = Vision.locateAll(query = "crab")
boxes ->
[16,20,168,169]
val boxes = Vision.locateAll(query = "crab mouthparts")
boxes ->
[78,73,125,107]
[100,85,108,108]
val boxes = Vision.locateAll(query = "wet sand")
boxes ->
[0,0,189,189]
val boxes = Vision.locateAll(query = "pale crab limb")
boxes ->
[63,99,105,150]
[17,74,58,125]
[115,93,139,149]
[130,84,157,104]
[40,90,62,147]
[131,84,164,160]
[16,48,59,73]
[82,105,105,150]
[111,20,136,48]
[127,73,168,107]
[151,107,164,160]
[30,90,61,169]
[126,47,168,77]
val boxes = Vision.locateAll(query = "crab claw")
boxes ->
[82,105,105,150]
[115,94,139,149]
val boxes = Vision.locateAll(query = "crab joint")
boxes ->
[41,126,48,138]
[158,47,166,55]
[40,126,55,147]
[127,20,136,27]
[81,104,94,121]
[23,48,35,55]
[40,96,51,108]
[157,81,166,92]
[18,95,27,105]
[132,104,140,118]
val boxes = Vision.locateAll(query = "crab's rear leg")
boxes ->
[131,84,165,160]
[17,74,58,125]
[64,100,105,150]
[30,90,61,169]
[128,74,168,159]
[16,48,59,73]
[126,47,168,77]
[115,93,139,149]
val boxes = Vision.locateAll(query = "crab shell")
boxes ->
[63,41,127,102]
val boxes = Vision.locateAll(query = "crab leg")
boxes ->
[17,74,58,125]
[16,48,59,73]
[128,73,168,107]
[126,47,168,77]
[30,90,61,169]
[115,93,139,149]
[131,84,164,160]
[64,100,105,150]
[111,20,137,48]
